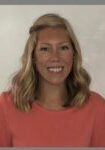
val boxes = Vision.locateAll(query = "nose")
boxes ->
[50,49,60,62]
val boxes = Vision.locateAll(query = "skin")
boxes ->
[35,27,74,110]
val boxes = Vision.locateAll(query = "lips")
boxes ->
[47,66,64,73]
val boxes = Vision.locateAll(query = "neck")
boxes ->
[37,81,67,110]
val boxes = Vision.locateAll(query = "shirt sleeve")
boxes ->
[91,94,105,147]
[0,93,12,147]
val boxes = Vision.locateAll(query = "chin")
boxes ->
[46,78,66,85]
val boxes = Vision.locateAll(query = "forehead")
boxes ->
[37,27,70,43]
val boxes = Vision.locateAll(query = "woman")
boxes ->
[0,13,105,147]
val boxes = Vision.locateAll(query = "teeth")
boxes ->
[47,67,63,72]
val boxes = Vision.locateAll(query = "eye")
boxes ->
[40,47,49,51]
[61,45,70,50]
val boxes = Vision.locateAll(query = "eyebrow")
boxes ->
[38,42,70,46]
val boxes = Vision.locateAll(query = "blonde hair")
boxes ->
[10,13,91,111]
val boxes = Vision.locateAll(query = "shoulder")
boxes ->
[89,91,105,106]
[0,91,14,111]
[88,91,105,114]
[0,91,12,103]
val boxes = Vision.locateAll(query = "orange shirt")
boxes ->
[0,91,105,147]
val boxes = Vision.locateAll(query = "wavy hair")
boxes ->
[10,13,91,111]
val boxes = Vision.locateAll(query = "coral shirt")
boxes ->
[0,91,105,147]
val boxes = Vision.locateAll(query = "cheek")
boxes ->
[35,54,48,68]
[63,53,73,67]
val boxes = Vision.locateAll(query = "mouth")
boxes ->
[47,66,64,73]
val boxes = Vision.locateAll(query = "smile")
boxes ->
[47,66,64,73]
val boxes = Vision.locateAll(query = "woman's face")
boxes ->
[35,27,73,85]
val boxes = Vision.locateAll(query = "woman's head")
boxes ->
[11,13,91,111]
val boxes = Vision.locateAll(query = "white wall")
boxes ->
[0,5,105,97]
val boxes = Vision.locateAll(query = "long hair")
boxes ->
[10,13,91,111]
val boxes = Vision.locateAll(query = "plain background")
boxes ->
[0,5,105,97]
